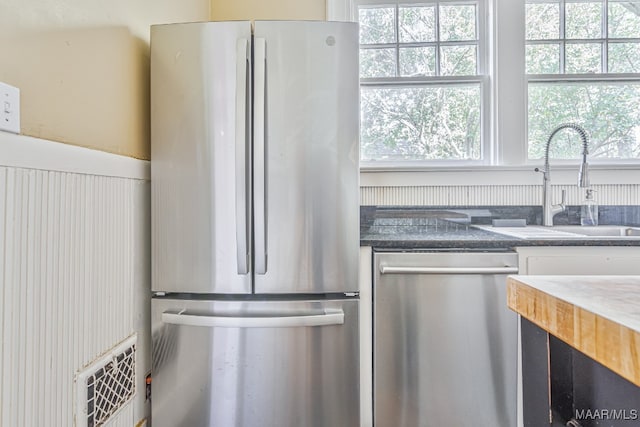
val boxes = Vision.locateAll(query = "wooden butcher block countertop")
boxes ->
[507,275,640,387]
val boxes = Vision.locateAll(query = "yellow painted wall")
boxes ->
[211,0,326,21]
[0,0,210,159]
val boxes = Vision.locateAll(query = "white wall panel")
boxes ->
[0,166,148,427]
[361,184,640,206]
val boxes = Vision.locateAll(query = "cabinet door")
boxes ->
[517,247,640,275]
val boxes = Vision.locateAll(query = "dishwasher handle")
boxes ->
[380,266,519,275]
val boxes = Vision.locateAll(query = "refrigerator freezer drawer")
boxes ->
[151,298,360,427]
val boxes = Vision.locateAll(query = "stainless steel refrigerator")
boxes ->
[150,21,360,427]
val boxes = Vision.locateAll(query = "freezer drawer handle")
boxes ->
[161,309,344,328]
[380,266,519,275]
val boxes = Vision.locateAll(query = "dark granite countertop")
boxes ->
[360,206,640,250]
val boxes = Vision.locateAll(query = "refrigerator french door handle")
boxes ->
[161,308,344,328]
[254,37,268,275]
[235,39,251,275]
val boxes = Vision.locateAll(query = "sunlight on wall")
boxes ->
[0,0,210,159]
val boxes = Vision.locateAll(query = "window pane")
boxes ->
[609,1,640,38]
[526,2,560,40]
[399,6,436,42]
[361,85,481,161]
[439,4,477,41]
[400,47,436,76]
[441,45,477,75]
[359,7,395,44]
[609,42,640,72]
[360,48,396,78]
[528,82,640,159]
[565,43,602,73]
[526,43,560,73]
[566,1,603,39]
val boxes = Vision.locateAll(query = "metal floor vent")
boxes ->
[76,335,137,427]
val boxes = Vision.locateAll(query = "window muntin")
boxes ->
[358,1,485,162]
[359,2,480,77]
[526,0,640,160]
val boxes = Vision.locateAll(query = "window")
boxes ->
[357,1,488,163]
[330,0,640,170]
[526,0,640,160]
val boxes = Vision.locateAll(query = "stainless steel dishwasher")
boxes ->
[374,251,518,427]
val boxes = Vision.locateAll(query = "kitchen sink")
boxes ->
[549,225,640,237]
[474,225,640,239]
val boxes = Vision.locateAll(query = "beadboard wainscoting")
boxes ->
[361,184,640,206]
[0,133,150,427]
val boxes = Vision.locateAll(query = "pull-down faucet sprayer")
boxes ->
[534,123,590,226]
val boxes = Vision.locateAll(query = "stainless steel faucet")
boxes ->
[535,123,590,226]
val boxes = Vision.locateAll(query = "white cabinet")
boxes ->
[516,246,640,275]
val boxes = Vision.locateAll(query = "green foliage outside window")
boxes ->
[359,2,481,161]
[358,1,640,162]
[527,0,640,160]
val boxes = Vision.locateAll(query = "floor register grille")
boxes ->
[75,335,137,427]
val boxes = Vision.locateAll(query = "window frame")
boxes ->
[355,0,492,167]
[525,0,640,162]
[327,0,640,180]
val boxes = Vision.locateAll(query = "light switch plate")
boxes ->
[0,81,20,134]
